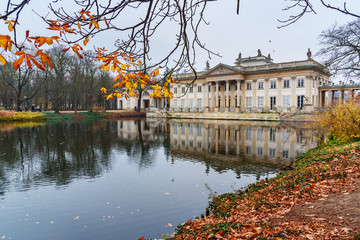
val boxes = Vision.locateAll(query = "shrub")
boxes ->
[318,100,360,142]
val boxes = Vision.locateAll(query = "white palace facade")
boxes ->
[170,49,331,113]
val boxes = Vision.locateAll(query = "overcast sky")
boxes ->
[2,0,360,77]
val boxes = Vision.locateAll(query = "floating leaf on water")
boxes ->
[74,216,79,220]
[36,222,40,224]
[2,236,5,239]
[164,192,170,195]
[168,223,173,227]
[50,221,54,224]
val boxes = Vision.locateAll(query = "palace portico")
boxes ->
[170,49,332,113]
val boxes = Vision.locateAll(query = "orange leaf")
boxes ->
[26,56,33,69]
[8,23,14,32]
[30,57,45,71]
[0,35,12,51]
[0,54,7,65]
[83,37,89,46]
[104,17,109,28]
[13,55,25,71]
[15,51,24,56]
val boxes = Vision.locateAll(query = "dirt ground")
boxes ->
[275,180,360,237]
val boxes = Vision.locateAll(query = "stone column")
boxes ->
[225,80,229,112]
[185,84,189,112]
[277,77,282,112]
[204,82,209,112]
[241,80,246,112]
[252,80,257,112]
[225,127,229,154]
[215,81,219,111]
[194,83,198,111]
[236,80,241,112]
[290,77,297,112]
[264,79,269,111]
[306,76,312,103]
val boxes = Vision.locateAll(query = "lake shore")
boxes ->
[0,110,146,122]
[166,141,360,240]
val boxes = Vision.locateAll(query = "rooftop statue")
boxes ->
[206,60,210,70]
[307,48,312,60]
[257,49,262,57]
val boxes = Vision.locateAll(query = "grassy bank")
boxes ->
[0,111,145,123]
[167,141,360,239]
[0,111,45,122]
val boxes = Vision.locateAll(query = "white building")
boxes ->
[170,49,331,113]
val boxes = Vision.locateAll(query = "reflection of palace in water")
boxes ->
[169,120,316,163]
[116,120,167,142]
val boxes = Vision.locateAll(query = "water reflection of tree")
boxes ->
[116,120,167,170]
[0,122,120,192]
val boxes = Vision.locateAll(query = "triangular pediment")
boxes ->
[202,64,243,77]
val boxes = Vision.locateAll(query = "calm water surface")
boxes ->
[0,119,316,239]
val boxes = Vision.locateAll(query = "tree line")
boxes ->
[0,45,116,111]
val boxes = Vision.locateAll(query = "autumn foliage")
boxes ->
[318,100,360,142]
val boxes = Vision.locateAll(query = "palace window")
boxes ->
[270,96,276,110]
[297,95,304,109]
[246,82,252,90]
[174,87,178,94]
[189,124,193,135]
[297,79,304,87]
[269,148,276,157]
[197,98,202,110]
[197,85,202,92]
[270,128,276,142]
[246,97,252,110]
[235,96,238,107]
[197,124,202,136]
[208,85,211,91]
[181,87,185,93]
[257,147,263,157]
[189,99,193,111]
[270,81,276,89]
[173,123,178,134]
[258,82,264,89]
[282,150,289,159]
[246,127,252,140]
[257,127,263,141]
[181,99,185,109]
[283,96,290,110]
[189,86,193,93]
[283,79,290,88]
[258,97,264,110]
[173,99,178,109]
[245,146,251,154]
[181,124,185,135]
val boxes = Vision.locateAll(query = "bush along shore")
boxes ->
[0,110,146,122]
[153,141,360,240]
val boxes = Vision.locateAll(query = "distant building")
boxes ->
[170,49,331,113]
[117,91,168,111]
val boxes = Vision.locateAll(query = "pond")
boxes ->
[0,119,316,240]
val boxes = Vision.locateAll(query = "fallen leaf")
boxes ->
[168,223,173,227]
[74,216,79,220]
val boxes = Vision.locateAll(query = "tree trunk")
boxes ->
[137,89,143,112]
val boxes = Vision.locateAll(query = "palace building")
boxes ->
[170,49,331,113]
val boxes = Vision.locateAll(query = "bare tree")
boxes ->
[0,63,47,109]
[318,19,360,79]
[279,0,360,28]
